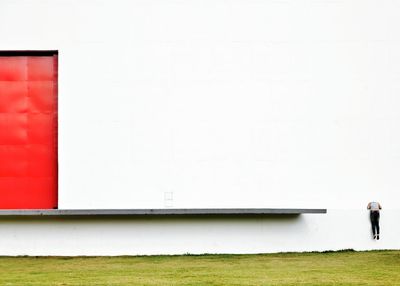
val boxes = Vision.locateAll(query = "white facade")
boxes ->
[0,0,399,255]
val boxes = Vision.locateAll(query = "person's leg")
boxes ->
[376,213,380,240]
[370,212,376,238]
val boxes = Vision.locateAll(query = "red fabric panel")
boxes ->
[0,55,57,209]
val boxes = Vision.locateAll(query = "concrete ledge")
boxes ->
[0,208,327,216]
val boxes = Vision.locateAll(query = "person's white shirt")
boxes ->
[367,202,382,211]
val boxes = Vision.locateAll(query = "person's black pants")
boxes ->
[370,211,380,236]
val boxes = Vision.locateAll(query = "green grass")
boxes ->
[0,250,399,285]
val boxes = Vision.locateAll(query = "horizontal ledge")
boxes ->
[0,208,327,216]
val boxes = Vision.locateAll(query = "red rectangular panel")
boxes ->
[0,54,57,209]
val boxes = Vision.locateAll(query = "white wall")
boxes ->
[0,0,399,254]
[0,210,399,256]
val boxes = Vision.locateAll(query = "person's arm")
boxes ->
[379,203,382,210]
[367,202,371,209]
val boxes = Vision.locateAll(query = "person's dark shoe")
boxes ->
[377,235,380,240]
[373,235,376,239]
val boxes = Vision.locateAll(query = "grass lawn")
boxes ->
[0,250,399,285]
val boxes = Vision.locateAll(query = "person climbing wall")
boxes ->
[367,201,382,240]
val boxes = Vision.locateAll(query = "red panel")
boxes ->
[0,55,57,209]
